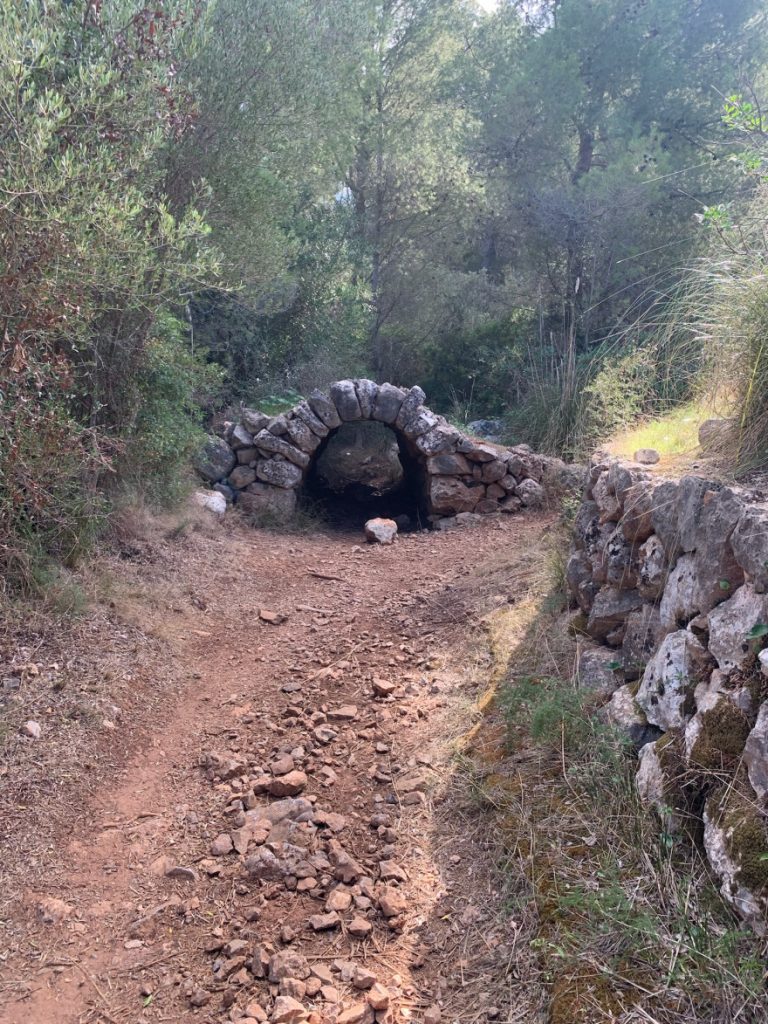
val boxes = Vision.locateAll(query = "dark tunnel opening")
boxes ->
[300,421,428,532]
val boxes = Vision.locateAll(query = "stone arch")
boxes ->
[200,380,546,523]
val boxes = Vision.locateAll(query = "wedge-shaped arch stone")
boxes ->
[294,400,329,438]
[285,416,321,454]
[372,383,406,424]
[355,379,378,418]
[307,389,342,429]
[329,380,362,421]
[252,430,310,468]
[256,460,303,489]
[394,386,426,430]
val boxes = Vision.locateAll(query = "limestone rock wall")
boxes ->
[195,380,569,522]
[568,457,768,929]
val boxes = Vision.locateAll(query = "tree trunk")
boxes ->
[369,82,386,378]
[571,127,594,185]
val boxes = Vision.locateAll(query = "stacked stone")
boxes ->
[195,380,550,521]
[567,457,768,928]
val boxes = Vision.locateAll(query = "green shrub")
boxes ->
[420,312,533,418]
[500,675,593,753]
[0,1,218,589]
[0,378,109,593]
[661,100,768,474]
[121,316,225,505]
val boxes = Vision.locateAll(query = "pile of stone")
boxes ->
[194,380,554,522]
[185,684,432,1022]
[567,458,768,928]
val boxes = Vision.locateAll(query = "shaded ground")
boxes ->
[303,422,425,530]
[0,506,555,1024]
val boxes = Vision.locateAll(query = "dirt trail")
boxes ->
[0,512,552,1024]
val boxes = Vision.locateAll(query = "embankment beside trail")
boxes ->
[568,458,768,928]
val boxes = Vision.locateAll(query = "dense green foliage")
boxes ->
[2,0,768,583]
[183,0,767,438]
[464,0,767,452]
[0,0,218,588]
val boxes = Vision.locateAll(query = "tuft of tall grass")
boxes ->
[693,257,768,474]
[503,330,702,461]
[492,670,768,1021]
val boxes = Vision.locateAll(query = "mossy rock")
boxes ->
[710,775,768,896]
[656,731,709,839]
[567,611,590,638]
[689,699,751,772]
[737,660,768,711]
[731,815,768,893]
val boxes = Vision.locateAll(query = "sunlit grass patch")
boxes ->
[604,399,716,462]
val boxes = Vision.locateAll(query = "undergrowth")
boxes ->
[493,675,767,1021]
[695,254,768,475]
[604,400,709,460]
[461,528,768,1023]
[238,499,327,535]
[501,305,708,462]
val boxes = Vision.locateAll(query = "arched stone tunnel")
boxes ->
[195,380,552,526]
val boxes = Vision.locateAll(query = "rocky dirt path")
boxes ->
[0,512,552,1024]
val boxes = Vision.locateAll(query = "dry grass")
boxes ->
[441,514,768,1024]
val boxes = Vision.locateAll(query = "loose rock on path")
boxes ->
[0,511,553,1024]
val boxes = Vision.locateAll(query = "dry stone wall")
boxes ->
[568,457,768,929]
[195,380,569,522]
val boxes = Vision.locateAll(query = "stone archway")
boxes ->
[197,380,546,523]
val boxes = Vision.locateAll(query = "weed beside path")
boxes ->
[459,522,768,1023]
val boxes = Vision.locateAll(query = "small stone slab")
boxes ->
[256,459,303,489]
[372,383,406,424]
[230,424,255,450]
[285,416,321,454]
[194,436,237,482]
[328,705,358,721]
[634,448,660,465]
[211,833,234,856]
[414,424,458,455]
[372,677,396,697]
[230,465,256,489]
[426,452,471,475]
[309,911,340,931]
[308,390,342,428]
[377,886,407,918]
[355,379,379,418]
[294,400,329,438]
[253,431,310,468]
[330,380,362,421]
[401,407,439,440]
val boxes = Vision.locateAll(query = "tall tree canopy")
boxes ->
[2,0,768,579]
